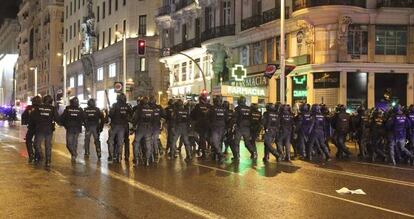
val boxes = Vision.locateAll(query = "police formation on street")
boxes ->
[21,92,414,168]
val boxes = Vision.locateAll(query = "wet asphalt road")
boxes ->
[0,121,414,219]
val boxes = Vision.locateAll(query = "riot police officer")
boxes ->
[149,96,165,160]
[84,98,104,159]
[369,108,387,162]
[31,95,58,167]
[308,104,331,161]
[407,105,414,165]
[165,99,175,155]
[61,97,84,162]
[278,104,294,162]
[262,103,280,162]
[108,93,132,162]
[223,101,234,155]
[171,99,192,161]
[386,105,413,165]
[209,95,228,163]
[332,105,352,159]
[250,103,262,158]
[232,96,256,161]
[354,106,370,160]
[21,95,42,163]
[132,97,154,166]
[295,103,312,159]
[191,93,211,158]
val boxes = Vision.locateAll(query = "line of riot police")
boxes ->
[21,91,414,168]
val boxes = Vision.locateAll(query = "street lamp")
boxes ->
[57,52,67,105]
[158,91,163,105]
[29,67,38,96]
[115,31,127,95]
[280,0,286,104]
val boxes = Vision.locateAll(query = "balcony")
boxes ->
[292,0,366,11]
[241,7,286,31]
[171,38,201,53]
[175,0,195,12]
[377,0,414,8]
[201,24,235,42]
[157,5,171,17]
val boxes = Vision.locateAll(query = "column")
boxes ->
[268,78,276,103]
[307,72,314,104]
[286,76,292,105]
[407,72,414,106]
[339,71,347,105]
[367,72,375,108]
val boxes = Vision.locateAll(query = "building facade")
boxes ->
[0,19,19,106]
[64,0,168,108]
[157,0,414,109]
[16,0,64,103]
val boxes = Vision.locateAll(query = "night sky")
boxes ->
[0,0,20,23]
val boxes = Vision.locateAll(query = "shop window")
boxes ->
[97,67,104,81]
[173,64,179,82]
[109,63,116,77]
[203,56,211,77]
[188,61,193,80]
[78,74,83,86]
[375,73,407,107]
[194,58,201,79]
[266,38,275,63]
[347,72,367,110]
[69,77,75,88]
[375,26,407,55]
[252,42,263,65]
[348,25,368,55]
[181,62,187,81]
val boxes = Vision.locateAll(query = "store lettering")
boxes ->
[227,86,266,97]
[293,90,307,97]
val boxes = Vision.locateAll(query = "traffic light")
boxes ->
[201,89,208,96]
[138,39,146,56]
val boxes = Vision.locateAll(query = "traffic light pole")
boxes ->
[122,33,127,95]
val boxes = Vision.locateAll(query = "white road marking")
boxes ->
[354,161,413,171]
[52,149,225,219]
[303,189,414,218]
[193,163,244,176]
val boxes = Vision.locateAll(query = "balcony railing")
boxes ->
[241,15,262,31]
[377,0,414,8]
[201,24,235,42]
[292,0,366,11]
[241,7,287,31]
[157,5,171,17]
[171,38,201,53]
[175,0,195,12]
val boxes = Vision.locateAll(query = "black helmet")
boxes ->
[409,104,414,113]
[199,94,208,104]
[168,99,174,106]
[117,93,127,103]
[339,104,346,113]
[237,96,246,106]
[213,95,223,106]
[223,101,230,110]
[251,103,259,111]
[69,97,79,107]
[140,96,149,105]
[87,98,96,107]
[266,103,275,112]
[311,104,321,114]
[175,99,184,108]
[149,96,156,105]
[43,95,53,105]
[299,103,309,113]
[31,95,42,106]
[357,105,366,115]
[282,104,291,113]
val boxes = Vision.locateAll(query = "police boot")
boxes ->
[231,154,240,162]
[45,157,51,168]
[145,158,150,167]
[84,146,90,157]
[262,154,269,163]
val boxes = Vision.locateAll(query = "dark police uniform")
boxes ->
[108,101,132,162]
[61,105,84,160]
[132,102,155,165]
[84,105,104,158]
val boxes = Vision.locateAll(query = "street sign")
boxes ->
[264,64,278,78]
[114,82,123,93]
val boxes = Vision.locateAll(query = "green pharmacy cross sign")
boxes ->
[293,75,306,85]
[293,75,307,98]
[231,64,247,82]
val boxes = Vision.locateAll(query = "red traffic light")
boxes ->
[137,39,146,56]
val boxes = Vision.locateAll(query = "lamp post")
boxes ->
[29,67,38,96]
[280,0,286,104]
[158,91,163,105]
[57,52,67,105]
[115,31,127,95]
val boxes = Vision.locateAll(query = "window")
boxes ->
[173,64,179,82]
[140,57,146,71]
[69,76,75,88]
[102,31,105,48]
[252,42,263,65]
[181,62,187,81]
[253,0,262,16]
[65,28,68,42]
[109,63,116,77]
[123,0,126,6]
[348,25,368,55]
[182,24,187,42]
[108,28,112,45]
[96,34,100,50]
[203,56,211,77]
[266,38,275,63]
[109,0,112,15]
[70,25,72,40]
[73,22,76,38]
[205,7,214,30]
[240,46,249,66]
[103,2,106,19]
[375,25,407,55]
[97,6,100,22]
[78,74,83,86]
[188,61,193,80]
[123,20,127,33]
[223,0,231,25]
[108,89,117,105]
[97,67,104,81]
[66,6,68,19]
[78,0,80,9]
[138,15,147,36]
[115,0,118,10]
[74,0,76,12]
[70,1,72,15]
[194,58,201,79]
[96,90,105,109]
[115,24,118,42]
